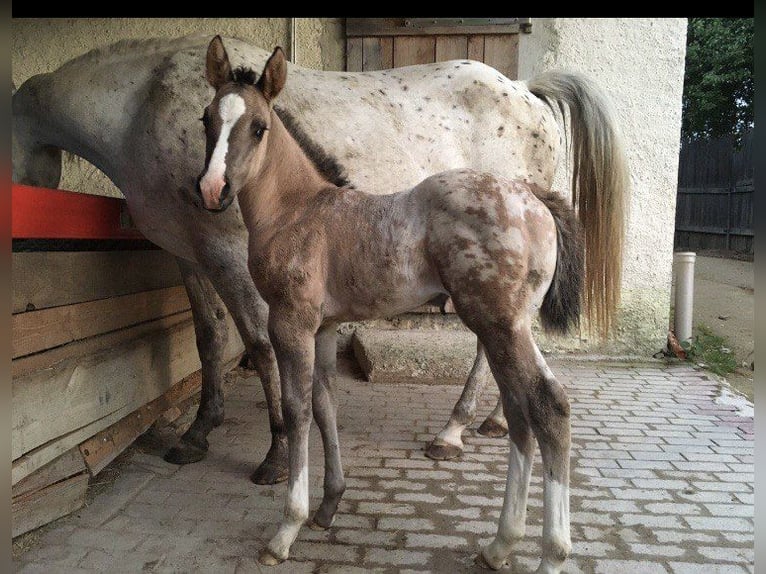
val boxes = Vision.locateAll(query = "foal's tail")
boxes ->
[527,71,629,337]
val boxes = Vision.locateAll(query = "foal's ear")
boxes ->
[257,47,287,102]
[206,35,233,90]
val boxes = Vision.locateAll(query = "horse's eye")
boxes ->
[253,125,266,140]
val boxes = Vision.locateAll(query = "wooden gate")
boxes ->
[345,18,530,79]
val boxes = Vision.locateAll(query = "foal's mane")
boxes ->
[233,65,350,189]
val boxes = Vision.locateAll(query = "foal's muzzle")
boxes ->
[196,173,234,213]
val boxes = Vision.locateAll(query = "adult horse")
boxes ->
[12,34,627,484]
[196,40,624,573]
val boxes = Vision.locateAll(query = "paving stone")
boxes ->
[12,359,753,574]
[668,563,749,574]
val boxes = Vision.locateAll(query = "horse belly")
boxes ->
[324,246,444,322]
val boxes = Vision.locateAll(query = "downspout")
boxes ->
[290,18,298,64]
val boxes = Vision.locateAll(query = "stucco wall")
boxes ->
[11,18,344,198]
[12,18,686,356]
[520,18,687,354]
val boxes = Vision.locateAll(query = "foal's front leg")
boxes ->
[260,314,317,565]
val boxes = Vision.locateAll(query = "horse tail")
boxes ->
[527,71,628,337]
[536,189,584,335]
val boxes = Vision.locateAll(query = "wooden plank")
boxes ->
[435,35,468,62]
[347,18,524,37]
[12,250,183,314]
[78,370,203,476]
[12,184,143,240]
[393,36,436,67]
[11,312,243,484]
[467,35,485,61]
[362,37,393,71]
[346,37,363,72]
[12,311,243,473]
[12,311,191,379]
[12,472,90,537]
[483,34,519,79]
[13,286,191,359]
[12,448,86,498]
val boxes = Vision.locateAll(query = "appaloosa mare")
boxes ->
[12,34,628,484]
[196,38,625,573]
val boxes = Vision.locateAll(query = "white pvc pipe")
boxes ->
[674,252,696,344]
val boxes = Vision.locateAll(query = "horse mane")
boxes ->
[232,66,258,85]
[274,106,350,189]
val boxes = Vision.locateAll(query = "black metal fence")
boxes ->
[674,131,754,255]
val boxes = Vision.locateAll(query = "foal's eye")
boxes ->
[253,125,266,140]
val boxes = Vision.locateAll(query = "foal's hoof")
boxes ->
[258,548,284,566]
[477,418,508,438]
[250,460,289,485]
[163,439,208,465]
[424,440,463,460]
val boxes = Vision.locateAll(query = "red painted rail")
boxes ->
[12,184,144,240]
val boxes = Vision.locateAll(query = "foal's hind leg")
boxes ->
[479,327,572,574]
[478,386,535,569]
[426,341,492,460]
[309,325,346,529]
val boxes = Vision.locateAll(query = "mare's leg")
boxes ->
[478,325,571,573]
[260,310,318,565]
[201,258,288,485]
[164,258,229,464]
[309,325,346,529]
[165,258,289,484]
[425,341,492,460]
[477,398,509,438]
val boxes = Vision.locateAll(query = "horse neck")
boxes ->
[237,111,333,242]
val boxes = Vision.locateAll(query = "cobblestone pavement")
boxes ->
[14,358,754,573]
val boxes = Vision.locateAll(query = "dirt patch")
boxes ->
[671,251,754,401]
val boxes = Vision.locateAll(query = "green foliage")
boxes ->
[681,324,738,376]
[682,18,754,142]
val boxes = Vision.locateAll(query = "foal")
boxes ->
[197,39,622,574]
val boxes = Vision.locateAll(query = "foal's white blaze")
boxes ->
[199,93,246,209]
[482,441,532,569]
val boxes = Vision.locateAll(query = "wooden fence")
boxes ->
[11,185,244,537]
[674,131,754,255]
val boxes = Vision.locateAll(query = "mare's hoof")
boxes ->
[251,460,289,485]
[424,440,463,460]
[258,548,284,566]
[308,519,329,531]
[163,440,208,465]
[477,418,508,438]
[475,552,505,571]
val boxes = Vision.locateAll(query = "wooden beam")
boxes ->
[12,250,183,314]
[11,448,87,499]
[12,472,90,537]
[346,18,526,37]
[12,312,244,484]
[78,371,203,476]
[12,286,191,359]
